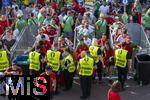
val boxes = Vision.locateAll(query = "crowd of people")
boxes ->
[0,0,149,100]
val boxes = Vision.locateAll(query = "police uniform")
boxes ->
[0,50,9,72]
[89,45,103,82]
[115,48,128,89]
[79,56,94,99]
[29,51,41,75]
[62,54,75,90]
[46,49,62,94]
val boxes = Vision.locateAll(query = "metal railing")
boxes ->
[10,25,38,61]
[125,23,150,54]
[109,23,150,53]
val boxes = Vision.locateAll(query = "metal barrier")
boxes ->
[10,25,38,61]
[125,23,150,54]
[109,23,150,53]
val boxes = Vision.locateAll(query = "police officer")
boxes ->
[29,45,42,75]
[115,44,128,90]
[78,51,94,100]
[0,41,9,72]
[46,43,62,94]
[62,48,75,91]
[89,38,103,83]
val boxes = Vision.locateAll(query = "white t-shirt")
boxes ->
[84,38,92,47]
[99,5,110,15]
[32,8,39,17]
[14,9,23,17]
[36,34,50,42]
[75,25,94,34]
[116,35,125,43]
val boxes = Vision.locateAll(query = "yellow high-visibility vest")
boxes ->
[0,50,9,71]
[29,51,40,71]
[79,56,94,76]
[63,54,75,73]
[89,46,99,63]
[115,49,128,68]
[46,50,61,72]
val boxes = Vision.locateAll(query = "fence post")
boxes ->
[74,29,77,49]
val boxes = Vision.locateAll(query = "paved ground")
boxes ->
[53,79,150,100]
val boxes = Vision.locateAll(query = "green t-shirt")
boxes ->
[121,15,128,24]
[112,22,120,31]
[58,0,63,10]
[136,4,142,13]
[38,13,45,25]
[16,0,22,5]
[15,19,27,32]
[142,15,150,28]
[28,17,38,25]
[95,1,100,11]
[63,15,74,33]
[95,19,107,33]
[30,0,36,3]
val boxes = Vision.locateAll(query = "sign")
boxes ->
[5,76,50,99]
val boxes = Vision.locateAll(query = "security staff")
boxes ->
[62,48,75,91]
[89,38,103,83]
[0,41,9,72]
[29,46,42,75]
[78,51,94,100]
[115,45,128,90]
[46,43,62,94]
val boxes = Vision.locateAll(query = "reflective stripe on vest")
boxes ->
[64,54,75,73]
[115,49,128,68]
[29,51,40,71]
[0,51,9,71]
[89,46,99,63]
[46,50,61,72]
[79,56,94,76]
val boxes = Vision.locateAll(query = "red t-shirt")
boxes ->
[53,15,60,26]
[98,38,108,47]
[72,2,80,12]
[51,2,58,12]
[107,89,121,100]
[41,41,51,55]
[103,48,114,66]
[105,17,115,30]
[0,20,10,35]
[75,44,89,61]
[37,0,45,5]
[44,28,57,45]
